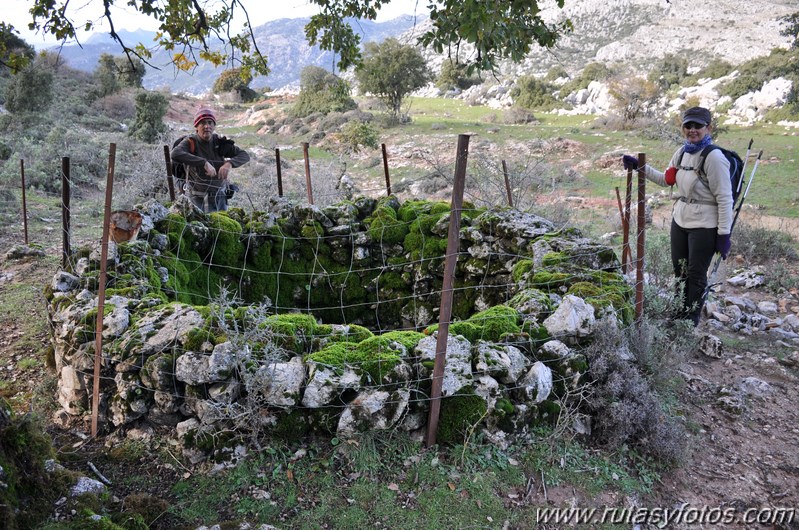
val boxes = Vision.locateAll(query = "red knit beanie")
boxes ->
[193,108,216,127]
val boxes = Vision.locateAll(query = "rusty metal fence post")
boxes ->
[163,145,176,201]
[20,160,29,245]
[61,157,71,268]
[425,134,469,448]
[92,143,116,438]
[624,166,633,273]
[381,143,392,196]
[635,153,646,324]
[302,142,313,205]
[275,148,284,197]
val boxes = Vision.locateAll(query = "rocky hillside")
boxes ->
[49,0,795,95]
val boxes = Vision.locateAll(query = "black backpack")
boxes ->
[170,135,195,184]
[679,145,744,203]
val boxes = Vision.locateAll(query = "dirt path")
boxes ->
[653,332,799,528]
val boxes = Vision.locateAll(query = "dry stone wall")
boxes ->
[46,196,632,459]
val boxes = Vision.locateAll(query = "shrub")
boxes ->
[129,91,168,143]
[292,66,357,118]
[583,321,689,466]
[213,68,258,102]
[647,53,688,91]
[437,59,482,91]
[683,58,734,86]
[511,75,559,111]
[4,57,53,113]
[544,65,569,82]
[337,120,379,153]
[93,93,137,121]
[718,47,799,100]
[558,62,610,98]
[732,220,798,264]
[607,76,660,128]
[502,107,537,125]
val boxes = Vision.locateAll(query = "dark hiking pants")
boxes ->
[670,219,717,326]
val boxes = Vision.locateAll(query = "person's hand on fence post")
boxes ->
[622,155,638,170]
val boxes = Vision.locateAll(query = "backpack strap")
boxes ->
[694,144,718,189]
[676,147,709,204]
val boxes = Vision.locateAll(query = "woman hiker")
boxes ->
[622,106,733,326]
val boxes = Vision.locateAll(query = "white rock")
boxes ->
[414,334,473,396]
[517,362,553,404]
[250,357,306,407]
[543,295,596,339]
[70,476,106,497]
[337,389,410,436]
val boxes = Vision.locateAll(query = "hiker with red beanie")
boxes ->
[171,108,250,212]
[622,106,733,326]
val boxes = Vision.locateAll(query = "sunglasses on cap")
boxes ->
[683,122,706,130]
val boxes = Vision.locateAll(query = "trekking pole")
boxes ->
[703,149,763,300]
[732,150,763,231]
[733,139,754,209]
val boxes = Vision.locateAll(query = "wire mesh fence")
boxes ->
[9,138,652,447]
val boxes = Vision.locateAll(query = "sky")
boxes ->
[6,0,427,47]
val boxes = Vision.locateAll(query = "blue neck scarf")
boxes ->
[683,134,713,154]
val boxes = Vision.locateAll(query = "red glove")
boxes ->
[664,166,677,186]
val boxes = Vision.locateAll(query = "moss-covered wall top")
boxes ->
[69,195,624,329]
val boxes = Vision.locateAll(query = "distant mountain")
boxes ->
[50,29,159,72]
[413,0,794,78]
[48,16,422,95]
[46,0,794,96]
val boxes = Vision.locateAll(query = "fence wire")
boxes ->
[7,143,649,440]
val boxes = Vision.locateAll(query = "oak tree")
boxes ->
[355,38,430,122]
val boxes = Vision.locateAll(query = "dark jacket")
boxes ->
[170,133,250,194]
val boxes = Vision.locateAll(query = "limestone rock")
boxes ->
[414,334,473,397]
[516,362,553,404]
[302,362,361,408]
[337,389,410,436]
[473,341,527,384]
[249,357,306,407]
[543,295,596,339]
[698,333,723,359]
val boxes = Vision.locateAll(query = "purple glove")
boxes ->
[716,233,731,259]
[622,155,638,170]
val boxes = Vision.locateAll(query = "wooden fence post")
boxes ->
[501,160,513,207]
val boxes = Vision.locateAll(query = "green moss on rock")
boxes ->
[367,205,409,245]
[207,213,244,269]
[436,388,488,445]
